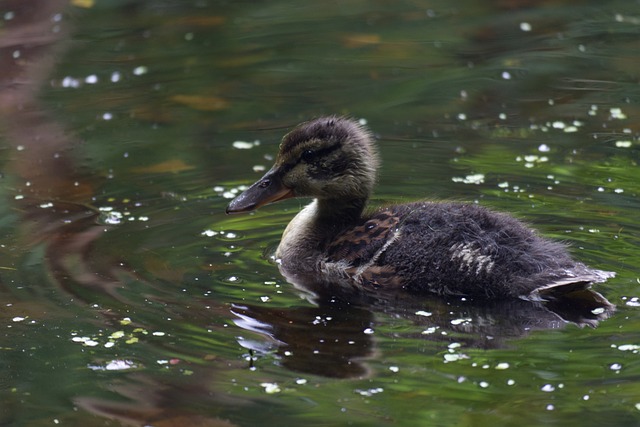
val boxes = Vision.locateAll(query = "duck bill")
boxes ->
[226,168,294,214]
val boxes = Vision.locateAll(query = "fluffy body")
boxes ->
[277,200,612,298]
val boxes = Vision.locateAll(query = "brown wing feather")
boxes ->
[326,208,404,289]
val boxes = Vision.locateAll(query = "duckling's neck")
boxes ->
[276,197,366,269]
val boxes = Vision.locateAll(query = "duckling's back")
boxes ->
[326,202,613,299]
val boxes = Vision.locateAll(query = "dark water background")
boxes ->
[1,1,640,425]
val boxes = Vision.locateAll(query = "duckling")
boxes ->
[226,116,614,300]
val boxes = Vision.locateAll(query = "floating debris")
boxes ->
[133,65,148,76]
[260,382,281,394]
[609,107,627,120]
[452,173,485,185]
[355,387,383,397]
[88,359,138,371]
[415,310,432,317]
[232,140,260,149]
[615,141,632,148]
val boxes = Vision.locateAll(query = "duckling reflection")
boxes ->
[232,286,614,379]
[227,117,614,301]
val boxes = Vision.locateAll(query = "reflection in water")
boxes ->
[233,287,614,379]
[0,2,243,425]
[233,299,376,378]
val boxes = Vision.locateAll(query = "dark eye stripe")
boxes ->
[301,142,341,162]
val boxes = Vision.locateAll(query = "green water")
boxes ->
[1,1,639,426]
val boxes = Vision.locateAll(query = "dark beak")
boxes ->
[226,167,294,214]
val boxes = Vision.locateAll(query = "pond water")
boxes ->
[1,0,640,425]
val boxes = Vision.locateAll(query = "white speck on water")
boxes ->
[617,344,640,352]
[260,296,270,303]
[62,76,81,88]
[363,328,375,335]
[448,342,461,350]
[111,71,121,82]
[610,107,627,119]
[106,360,136,370]
[546,404,554,411]
[498,113,507,120]
[479,381,489,388]
[625,297,640,307]
[358,118,368,126]
[538,144,550,152]
[260,383,281,394]
[232,140,258,149]
[133,66,148,76]
[610,363,622,371]
[12,316,26,322]
[507,379,515,386]
[85,74,98,84]
[564,126,578,133]
[253,165,266,172]
[495,362,510,370]
[597,187,605,192]
[615,140,632,148]
[457,113,467,120]
[520,22,532,31]
[4,11,15,20]
[583,394,590,401]
[102,112,113,120]
[452,174,484,185]
[541,384,555,392]
[444,353,467,362]
[296,378,307,385]
[415,310,432,317]
[201,229,218,237]
[356,387,383,397]
[389,366,399,373]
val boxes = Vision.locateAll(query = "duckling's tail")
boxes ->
[526,268,615,302]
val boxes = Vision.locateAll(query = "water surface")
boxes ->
[1,1,639,426]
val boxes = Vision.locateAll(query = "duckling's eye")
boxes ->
[301,149,316,163]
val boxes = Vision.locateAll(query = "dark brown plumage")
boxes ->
[226,116,614,300]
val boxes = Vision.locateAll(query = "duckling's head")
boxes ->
[227,116,379,213]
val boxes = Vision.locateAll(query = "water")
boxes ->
[1,0,639,425]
